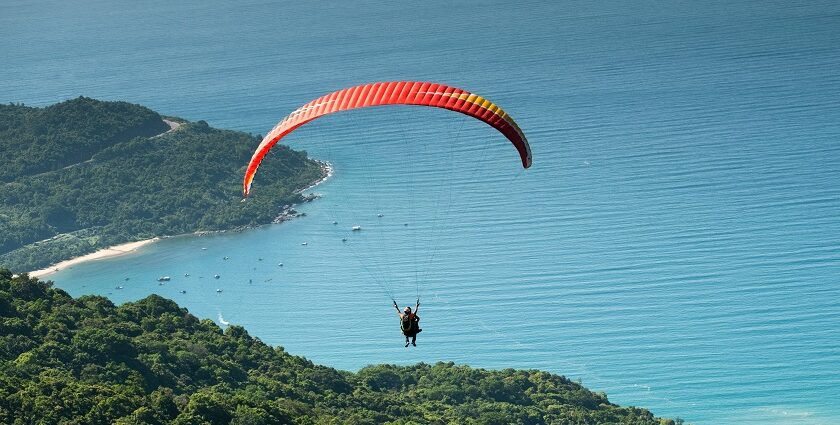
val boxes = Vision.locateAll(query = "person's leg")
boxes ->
[405,335,410,347]
[411,334,417,346]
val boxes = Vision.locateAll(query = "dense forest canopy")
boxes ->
[0,98,324,272]
[0,269,676,424]
[0,98,168,181]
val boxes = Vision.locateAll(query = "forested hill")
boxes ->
[0,98,169,181]
[0,270,676,424]
[0,98,324,272]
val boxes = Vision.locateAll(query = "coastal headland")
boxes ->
[0,98,328,274]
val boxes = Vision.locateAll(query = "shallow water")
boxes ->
[4,0,840,423]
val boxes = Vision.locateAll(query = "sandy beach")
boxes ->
[28,238,160,279]
[26,160,334,279]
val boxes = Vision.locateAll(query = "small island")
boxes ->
[0,98,326,273]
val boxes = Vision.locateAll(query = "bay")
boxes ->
[3,0,840,423]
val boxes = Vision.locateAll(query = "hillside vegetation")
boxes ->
[0,99,168,182]
[0,98,323,272]
[0,269,676,424]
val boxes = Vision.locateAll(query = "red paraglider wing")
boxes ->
[244,81,531,196]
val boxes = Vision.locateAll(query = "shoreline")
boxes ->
[299,160,334,194]
[28,238,160,279]
[27,160,335,278]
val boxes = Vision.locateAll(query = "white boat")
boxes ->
[301,242,308,246]
[352,225,362,231]
[214,274,220,279]
[377,213,383,217]
[157,276,171,282]
[216,289,223,293]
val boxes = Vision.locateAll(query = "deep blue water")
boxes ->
[4,0,840,423]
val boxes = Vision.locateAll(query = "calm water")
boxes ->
[4,0,840,423]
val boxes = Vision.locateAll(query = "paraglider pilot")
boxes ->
[394,299,421,347]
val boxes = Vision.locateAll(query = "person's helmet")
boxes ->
[404,306,411,313]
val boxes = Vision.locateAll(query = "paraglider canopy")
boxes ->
[243,81,531,196]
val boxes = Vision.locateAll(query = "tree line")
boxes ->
[0,269,677,424]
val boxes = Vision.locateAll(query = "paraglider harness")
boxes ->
[401,313,420,334]
[395,299,421,336]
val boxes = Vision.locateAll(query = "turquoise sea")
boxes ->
[3,0,840,423]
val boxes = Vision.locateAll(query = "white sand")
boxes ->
[26,157,331,279]
[28,238,159,278]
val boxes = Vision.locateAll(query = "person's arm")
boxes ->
[414,299,420,315]
[393,300,402,317]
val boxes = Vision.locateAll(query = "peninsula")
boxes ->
[0,98,326,273]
